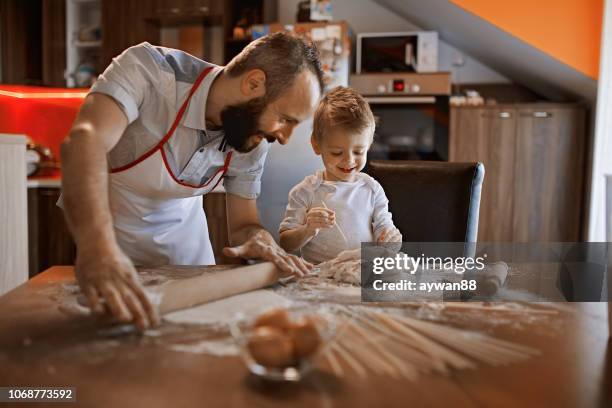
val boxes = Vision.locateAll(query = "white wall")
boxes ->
[588,0,612,241]
[278,0,510,84]
[0,135,28,294]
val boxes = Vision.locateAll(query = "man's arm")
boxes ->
[61,93,158,330]
[222,193,312,276]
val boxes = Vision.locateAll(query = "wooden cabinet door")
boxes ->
[180,0,212,14]
[42,0,67,87]
[151,0,216,17]
[152,0,182,16]
[512,107,585,241]
[203,193,241,265]
[101,0,159,68]
[450,107,516,241]
[28,188,76,277]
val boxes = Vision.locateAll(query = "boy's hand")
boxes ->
[377,227,403,254]
[305,207,336,235]
[377,227,402,243]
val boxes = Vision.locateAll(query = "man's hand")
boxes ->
[304,207,335,235]
[75,245,159,331]
[223,229,313,277]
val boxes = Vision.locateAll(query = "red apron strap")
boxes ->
[209,151,234,192]
[110,66,214,173]
[160,148,233,190]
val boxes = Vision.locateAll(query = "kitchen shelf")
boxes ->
[66,0,102,87]
[73,40,101,48]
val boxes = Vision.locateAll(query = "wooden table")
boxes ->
[0,266,611,408]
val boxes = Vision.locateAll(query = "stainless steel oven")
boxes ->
[349,72,451,161]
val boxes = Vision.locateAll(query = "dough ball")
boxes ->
[247,326,294,368]
[253,308,293,331]
[289,317,322,358]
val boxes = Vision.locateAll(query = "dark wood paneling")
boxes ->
[0,0,43,84]
[203,193,242,265]
[27,189,41,278]
[28,188,76,277]
[101,0,160,69]
[42,0,67,87]
[512,107,586,242]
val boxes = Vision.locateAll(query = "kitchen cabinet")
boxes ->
[101,0,160,69]
[151,0,215,17]
[0,0,43,85]
[1,0,272,86]
[449,104,586,242]
[203,193,241,265]
[101,0,228,69]
[512,107,586,241]
[450,107,516,241]
[43,0,67,87]
[1,0,68,86]
[27,187,76,277]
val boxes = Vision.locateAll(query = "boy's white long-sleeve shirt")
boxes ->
[279,170,397,264]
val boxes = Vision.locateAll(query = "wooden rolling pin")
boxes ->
[77,262,280,315]
[475,261,509,296]
[153,262,280,314]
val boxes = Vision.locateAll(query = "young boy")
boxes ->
[279,86,401,264]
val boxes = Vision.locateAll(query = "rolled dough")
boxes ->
[163,289,292,325]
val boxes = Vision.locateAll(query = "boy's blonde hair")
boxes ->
[312,86,376,142]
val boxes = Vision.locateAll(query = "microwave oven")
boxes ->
[356,31,438,74]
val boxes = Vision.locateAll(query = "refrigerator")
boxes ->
[254,21,352,240]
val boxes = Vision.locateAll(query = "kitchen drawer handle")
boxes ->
[480,111,512,118]
[533,111,552,118]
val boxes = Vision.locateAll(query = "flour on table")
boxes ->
[161,290,292,357]
[167,337,239,356]
[163,289,292,326]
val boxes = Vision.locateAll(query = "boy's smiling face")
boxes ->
[312,128,372,182]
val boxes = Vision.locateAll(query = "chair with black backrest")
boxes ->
[367,160,485,243]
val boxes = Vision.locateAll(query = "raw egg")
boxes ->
[253,308,293,331]
[247,326,294,367]
[289,317,322,358]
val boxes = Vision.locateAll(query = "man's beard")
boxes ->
[220,97,276,153]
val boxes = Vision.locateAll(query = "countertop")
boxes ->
[0,266,610,407]
[27,177,62,188]
[0,133,27,145]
